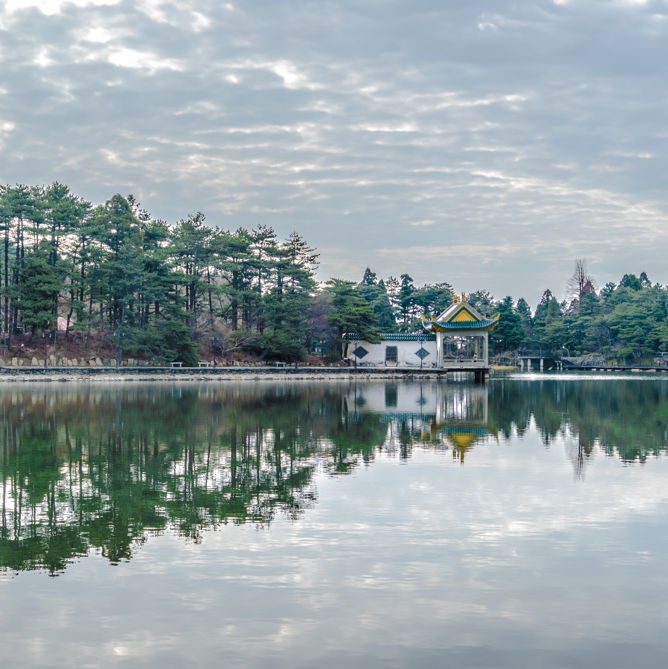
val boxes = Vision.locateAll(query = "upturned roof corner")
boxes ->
[423,300,500,333]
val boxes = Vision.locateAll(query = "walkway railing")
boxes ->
[442,358,487,365]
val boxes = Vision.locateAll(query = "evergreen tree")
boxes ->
[357,269,396,332]
[261,232,318,360]
[15,249,64,335]
[412,282,454,318]
[620,274,643,291]
[467,289,496,317]
[325,279,380,355]
[490,297,524,352]
[361,267,377,286]
[398,274,415,324]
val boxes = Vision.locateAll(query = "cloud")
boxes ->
[1,0,668,303]
[108,48,184,73]
[5,0,120,15]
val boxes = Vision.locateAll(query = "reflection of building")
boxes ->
[344,296,499,377]
[344,382,496,462]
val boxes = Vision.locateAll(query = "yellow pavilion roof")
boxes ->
[422,300,499,333]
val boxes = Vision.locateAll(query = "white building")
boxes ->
[344,297,499,370]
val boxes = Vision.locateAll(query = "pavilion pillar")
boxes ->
[436,332,444,368]
[483,333,489,366]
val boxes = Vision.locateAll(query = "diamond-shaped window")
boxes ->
[352,346,369,359]
[415,347,430,360]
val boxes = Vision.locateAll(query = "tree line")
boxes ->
[345,262,668,363]
[485,262,668,362]
[1,183,666,364]
[0,184,324,364]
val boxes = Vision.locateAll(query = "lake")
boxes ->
[1,375,668,668]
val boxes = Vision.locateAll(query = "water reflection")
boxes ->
[489,378,668,464]
[1,378,667,574]
[344,383,496,462]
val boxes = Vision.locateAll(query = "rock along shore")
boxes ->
[0,366,453,382]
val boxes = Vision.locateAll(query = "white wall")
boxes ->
[345,339,438,367]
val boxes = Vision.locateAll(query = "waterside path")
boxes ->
[0,366,457,381]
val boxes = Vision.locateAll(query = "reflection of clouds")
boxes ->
[2,2,668,298]
[2,424,668,665]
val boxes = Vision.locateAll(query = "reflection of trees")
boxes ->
[0,385,329,574]
[0,383,406,574]
[488,379,668,465]
[2,380,667,574]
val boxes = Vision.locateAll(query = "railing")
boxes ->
[442,357,487,366]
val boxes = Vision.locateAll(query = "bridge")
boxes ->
[517,356,564,371]
[517,355,668,373]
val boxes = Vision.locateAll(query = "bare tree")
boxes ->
[565,259,596,304]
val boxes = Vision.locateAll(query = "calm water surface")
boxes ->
[1,376,668,668]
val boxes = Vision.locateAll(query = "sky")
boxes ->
[1,0,667,306]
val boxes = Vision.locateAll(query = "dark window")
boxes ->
[385,346,398,362]
[352,346,369,359]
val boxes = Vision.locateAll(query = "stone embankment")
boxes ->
[2,355,159,368]
[0,366,452,381]
[562,355,606,367]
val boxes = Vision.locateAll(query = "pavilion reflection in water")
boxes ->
[343,382,497,462]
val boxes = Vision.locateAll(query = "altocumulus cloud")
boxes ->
[1,0,667,304]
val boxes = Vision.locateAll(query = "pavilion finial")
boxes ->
[461,292,466,303]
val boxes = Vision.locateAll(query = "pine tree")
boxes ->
[491,297,524,352]
[361,267,377,286]
[325,279,380,356]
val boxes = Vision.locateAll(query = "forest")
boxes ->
[0,182,667,365]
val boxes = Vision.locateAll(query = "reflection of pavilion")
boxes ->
[430,385,496,462]
[344,382,496,462]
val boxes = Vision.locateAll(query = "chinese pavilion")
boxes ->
[345,294,499,370]
[421,294,499,368]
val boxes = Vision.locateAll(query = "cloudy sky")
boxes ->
[1,0,667,305]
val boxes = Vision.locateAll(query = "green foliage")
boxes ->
[357,273,396,332]
[1,183,667,364]
[398,273,416,324]
[412,282,454,318]
[491,296,524,352]
[325,279,380,354]
[467,289,496,318]
[519,276,668,361]
[361,267,377,286]
[620,273,643,291]
[127,317,199,366]
[0,185,321,363]
[259,231,318,360]
[1,380,667,574]
[15,249,64,332]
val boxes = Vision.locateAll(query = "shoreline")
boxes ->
[0,366,665,382]
[0,366,454,381]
